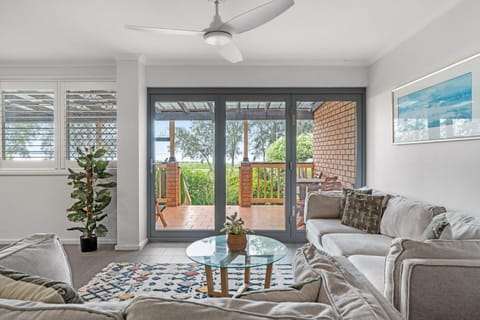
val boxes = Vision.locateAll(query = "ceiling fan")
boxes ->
[126,0,295,63]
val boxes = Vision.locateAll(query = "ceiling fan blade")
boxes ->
[220,0,294,34]
[125,25,203,36]
[217,41,243,63]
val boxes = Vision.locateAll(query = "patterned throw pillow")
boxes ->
[422,213,450,240]
[0,267,84,304]
[340,188,373,214]
[341,193,384,234]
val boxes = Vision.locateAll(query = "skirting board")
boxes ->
[114,238,149,251]
[0,238,117,245]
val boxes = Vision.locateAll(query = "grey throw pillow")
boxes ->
[341,193,384,234]
[422,213,449,240]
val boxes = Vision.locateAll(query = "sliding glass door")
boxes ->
[147,89,365,242]
[148,95,217,240]
[225,96,289,237]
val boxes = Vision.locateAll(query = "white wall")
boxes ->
[0,65,117,244]
[147,65,368,87]
[367,0,480,215]
[115,57,148,250]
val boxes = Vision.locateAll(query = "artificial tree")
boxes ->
[66,147,116,252]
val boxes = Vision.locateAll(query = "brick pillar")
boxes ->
[166,162,180,207]
[239,162,252,207]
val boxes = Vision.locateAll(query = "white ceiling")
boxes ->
[0,0,462,66]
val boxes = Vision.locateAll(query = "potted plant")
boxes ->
[221,212,253,251]
[66,147,116,252]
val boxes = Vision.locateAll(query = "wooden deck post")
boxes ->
[243,120,249,162]
[169,120,176,162]
[239,162,252,207]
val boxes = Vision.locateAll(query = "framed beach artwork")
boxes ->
[392,53,480,144]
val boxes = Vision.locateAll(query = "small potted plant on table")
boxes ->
[66,147,116,252]
[221,212,253,251]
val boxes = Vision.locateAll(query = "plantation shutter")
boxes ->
[66,90,117,161]
[1,89,55,160]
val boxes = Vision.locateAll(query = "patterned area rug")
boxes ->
[79,262,293,302]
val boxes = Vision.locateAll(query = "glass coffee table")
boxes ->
[186,234,288,297]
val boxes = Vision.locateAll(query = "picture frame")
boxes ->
[392,53,480,144]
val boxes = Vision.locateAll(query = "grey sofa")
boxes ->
[0,233,404,319]
[304,190,480,320]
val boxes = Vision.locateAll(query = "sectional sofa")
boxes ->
[304,190,480,320]
[0,234,404,319]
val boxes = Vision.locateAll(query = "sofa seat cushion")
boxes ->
[321,233,392,257]
[125,296,337,320]
[348,255,385,293]
[292,244,403,320]
[0,299,126,320]
[0,234,72,285]
[306,219,365,249]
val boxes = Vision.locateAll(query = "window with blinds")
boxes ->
[66,90,117,161]
[1,90,55,160]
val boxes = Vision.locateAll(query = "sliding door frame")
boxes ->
[147,88,366,243]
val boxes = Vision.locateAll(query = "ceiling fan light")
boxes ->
[204,31,232,46]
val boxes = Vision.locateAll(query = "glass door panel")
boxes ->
[153,100,215,231]
[225,100,287,231]
[294,100,358,230]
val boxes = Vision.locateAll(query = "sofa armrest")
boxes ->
[304,191,343,221]
[400,258,480,320]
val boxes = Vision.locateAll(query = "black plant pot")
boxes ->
[80,236,97,252]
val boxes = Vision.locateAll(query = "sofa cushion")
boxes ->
[380,197,446,240]
[125,296,337,320]
[348,255,385,293]
[321,233,392,257]
[0,299,125,320]
[306,219,364,249]
[385,238,480,310]
[304,191,344,220]
[234,278,321,302]
[340,187,372,214]
[440,212,480,240]
[341,193,385,234]
[422,212,449,240]
[292,244,403,319]
[0,267,83,304]
[0,234,72,285]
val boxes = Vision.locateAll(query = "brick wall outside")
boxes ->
[239,162,252,207]
[166,162,180,206]
[312,101,356,188]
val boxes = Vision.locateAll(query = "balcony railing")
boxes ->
[156,162,314,207]
[250,162,314,204]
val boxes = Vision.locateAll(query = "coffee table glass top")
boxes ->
[186,235,287,268]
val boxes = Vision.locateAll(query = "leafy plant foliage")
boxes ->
[66,147,116,238]
[220,212,252,235]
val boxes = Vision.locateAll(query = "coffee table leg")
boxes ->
[205,265,215,296]
[244,267,250,284]
[236,267,250,295]
[264,264,273,289]
[220,268,229,296]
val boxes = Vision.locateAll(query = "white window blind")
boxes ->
[1,89,55,161]
[66,89,117,161]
